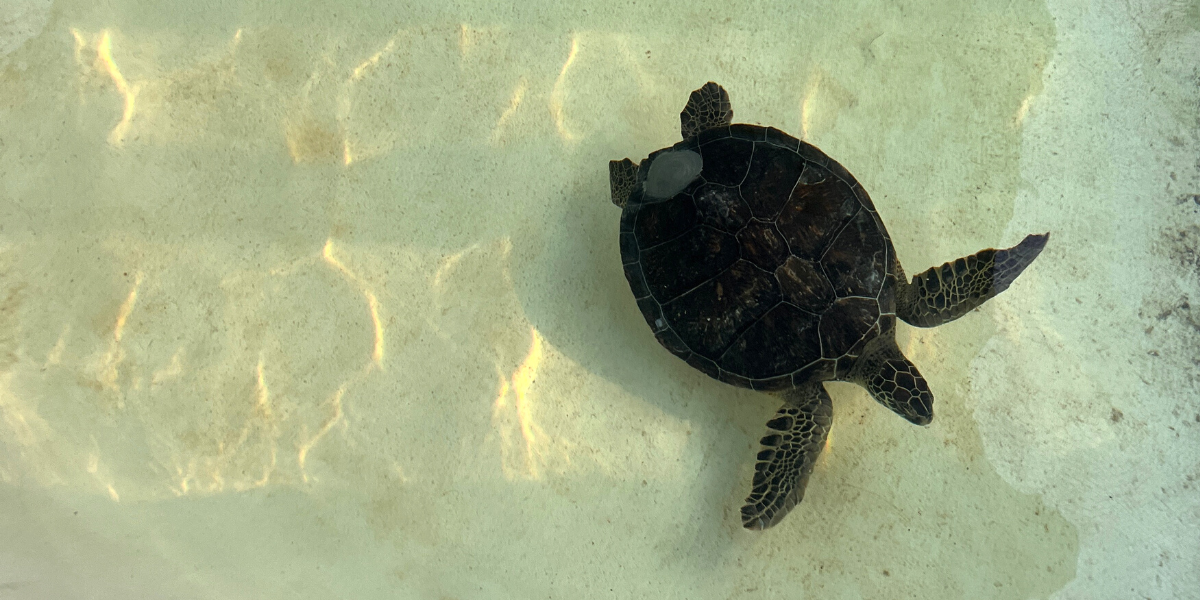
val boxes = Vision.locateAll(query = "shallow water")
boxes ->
[1,0,1197,598]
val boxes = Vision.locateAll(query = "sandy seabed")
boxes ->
[0,0,1196,598]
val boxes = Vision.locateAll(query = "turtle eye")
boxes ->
[644,150,703,199]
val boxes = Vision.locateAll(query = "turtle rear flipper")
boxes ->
[680,82,733,139]
[741,382,832,530]
[896,232,1049,328]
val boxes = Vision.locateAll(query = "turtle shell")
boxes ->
[619,124,897,391]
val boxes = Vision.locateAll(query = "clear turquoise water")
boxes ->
[0,0,1196,598]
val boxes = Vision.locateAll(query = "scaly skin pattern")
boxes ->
[679,82,732,140]
[849,336,934,425]
[897,233,1049,328]
[609,158,638,208]
[741,383,833,530]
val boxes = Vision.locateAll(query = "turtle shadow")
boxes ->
[510,150,711,385]
[506,147,1077,598]
[507,148,767,450]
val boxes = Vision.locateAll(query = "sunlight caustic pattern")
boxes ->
[33,23,841,504]
[458,23,501,61]
[63,25,646,162]
[429,239,578,481]
[0,371,55,485]
[0,234,393,499]
[491,327,573,480]
[283,238,390,484]
[322,239,385,369]
[339,31,403,166]
[249,357,279,488]
[85,452,121,502]
[168,239,386,493]
[1013,91,1035,128]
[490,77,528,145]
[170,352,280,496]
[799,70,821,140]
[90,271,143,401]
[70,29,141,146]
[549,34,580,142]
[296,384,346,484]
[37,22,714,498]
[68,26,245,149]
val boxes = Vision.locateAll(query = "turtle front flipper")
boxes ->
[896,233,1049,327]
[741,382,832,530]
[849,336,934,425]
[680,82,733,139]
[609,158,639,207]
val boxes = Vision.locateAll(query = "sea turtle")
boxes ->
[609,82,1048,530]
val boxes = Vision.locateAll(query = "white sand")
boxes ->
[0,0,1195,598]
